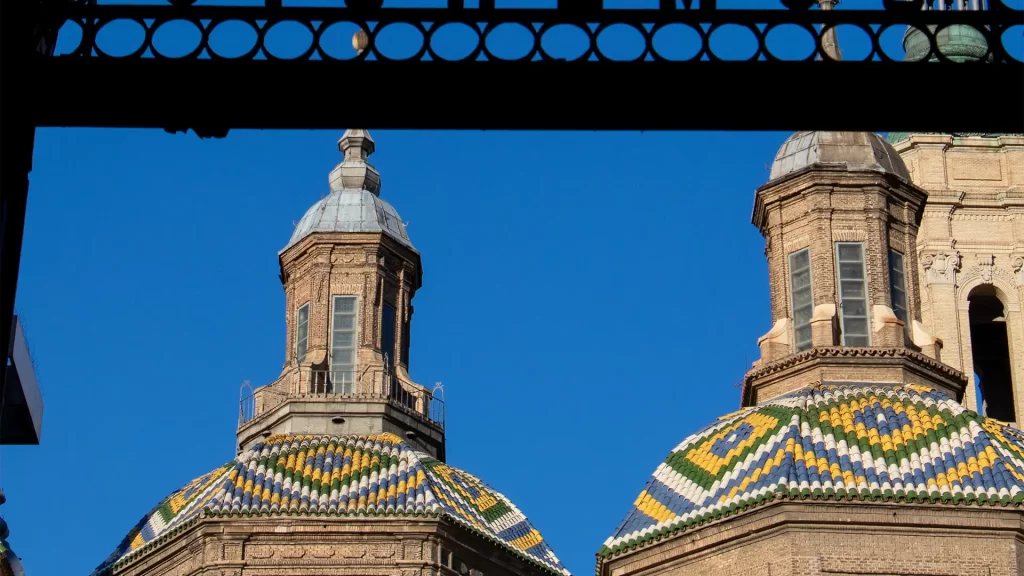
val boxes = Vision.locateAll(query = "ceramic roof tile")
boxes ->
[599,383,1024,559]
[93,433,568,576]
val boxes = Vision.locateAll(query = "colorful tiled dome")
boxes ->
[93,433,568,576]
[599,383,1024,559]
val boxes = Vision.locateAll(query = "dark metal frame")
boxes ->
[2,0,1023,395]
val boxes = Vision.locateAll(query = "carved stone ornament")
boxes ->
[961,254,1015,287]
[1012,254,1024,287]
[316,273,326,303]
[977,254,995,284]
[921,251,960,285]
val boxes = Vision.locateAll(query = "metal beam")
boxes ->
[30,58,1021,132]
[28,3,1024,133]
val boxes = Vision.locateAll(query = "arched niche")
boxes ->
[956,275,1023,426]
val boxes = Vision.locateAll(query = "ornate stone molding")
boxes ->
[743,346,965,383]
[921,251,960,286]
[960,253,1016,287]
[1012,254,1024,287]
[977,253,995,284]
[950,213,1016,222]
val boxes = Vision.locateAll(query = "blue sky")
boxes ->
[2,2,1020,576]
[7,126,781,576]
[8,125,782,573]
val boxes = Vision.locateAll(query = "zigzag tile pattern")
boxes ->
[93,433,568,575]
[600,383,1024,558]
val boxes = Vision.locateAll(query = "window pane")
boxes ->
[839,262,864,279]
[792,269,811,290]
[794,306,813,327]
[795,326,812,346]
[892,290,906,310]
[331,349,354,364]
[837,243,863,261]
[889,249,908,324]
[845,335,869,347]
[382,302,397,366]
[789,248,814,352]
[843,318,868,336]
[791,249,810,270]
[330,296,358,392]
[296,304,309,363]
[840,279,865,298]
[842,299,867,317]
[836,242,870,347]
[793,288,812,308]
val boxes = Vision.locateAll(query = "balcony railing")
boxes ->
[238,364,445,431]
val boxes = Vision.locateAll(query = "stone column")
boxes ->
[920,251,963,369]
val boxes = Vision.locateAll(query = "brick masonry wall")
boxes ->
[600,502,1024,576]
[896,135,1024,424]
[111,517,552,576]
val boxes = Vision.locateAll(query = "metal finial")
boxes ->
[818,0,843,61]
[353,29,369,56]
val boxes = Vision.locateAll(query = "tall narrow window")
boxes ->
[381,301,396,366]
[295,303,309,363]
[330,296,358,394]
[888,249,908,325]
[789,248,814,352]
[836,242,870,346]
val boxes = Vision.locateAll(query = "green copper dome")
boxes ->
[903,24,992,64]
[886,24,1002,145]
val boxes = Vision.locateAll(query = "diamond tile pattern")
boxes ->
[600,383,1024,558]
[93,434,567,575]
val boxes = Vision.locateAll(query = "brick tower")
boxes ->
[236,128,445,460]
[89,132,570,576]
[597,130,1024,576]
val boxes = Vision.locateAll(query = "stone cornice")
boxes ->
[752,167,927,233]
[892,134,1024,153]
[741,347,966,406]
[745,347,963,383]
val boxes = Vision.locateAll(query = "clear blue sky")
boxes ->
[7,126,780,576]
[3,2,1019,576]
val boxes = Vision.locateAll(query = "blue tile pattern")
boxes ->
[93,433,568,575]
[600,383,1024,558]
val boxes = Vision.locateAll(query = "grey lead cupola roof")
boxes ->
[768,131,911,183]
[282,129,415,252]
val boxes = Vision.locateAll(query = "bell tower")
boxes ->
[743,131,967,406]
[237,130,445,459]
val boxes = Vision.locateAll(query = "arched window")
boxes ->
[968,286,1015,423]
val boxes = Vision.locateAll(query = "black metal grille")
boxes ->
[44,3,1022,64]
[18,1,1022,133]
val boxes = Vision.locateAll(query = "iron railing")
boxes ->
[37,2,1022,65]
[20,0,1023,132]
[238,364,445,429]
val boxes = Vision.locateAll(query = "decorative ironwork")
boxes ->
[22,0,1023,133]
[44,3,1022,65]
